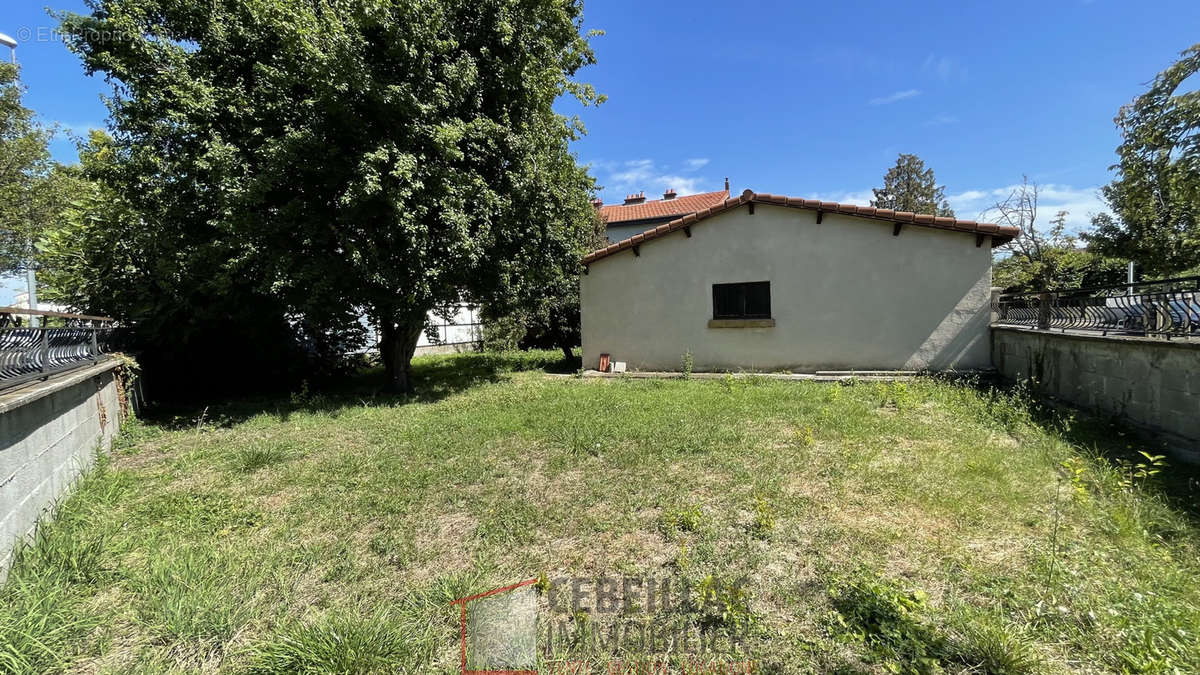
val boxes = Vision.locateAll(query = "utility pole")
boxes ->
[0,32,37,326]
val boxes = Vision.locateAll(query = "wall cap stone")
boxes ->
[0,358,121,414]
[992,326,1200,352]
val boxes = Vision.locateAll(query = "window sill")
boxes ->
[707,318,776,329]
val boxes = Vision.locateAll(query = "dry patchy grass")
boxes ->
[2,351,1198,673]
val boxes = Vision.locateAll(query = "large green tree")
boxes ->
[58,0,601,392]
[1086,43,1200,277]
[38,130,333,396]
[0,62,81,278]
[870,153,955,217]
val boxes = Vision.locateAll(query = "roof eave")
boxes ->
[583,189,1018,265]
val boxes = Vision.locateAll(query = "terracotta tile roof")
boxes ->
[583,189,1019,265]
[600,189,730,224]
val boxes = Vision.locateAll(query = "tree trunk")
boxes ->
[378,310,425,394]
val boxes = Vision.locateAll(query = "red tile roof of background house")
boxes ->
[600,189,730,224]
[583,189,1019,264]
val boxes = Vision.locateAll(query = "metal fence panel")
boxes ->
[992,276,1200,339]
[0,308,117,392]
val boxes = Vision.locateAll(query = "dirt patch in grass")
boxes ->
[405,511,479,579]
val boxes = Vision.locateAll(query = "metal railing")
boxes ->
[0,307,118,392]
[992,276,1200,339]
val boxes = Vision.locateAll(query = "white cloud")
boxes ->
[595,159,716,202]
[924,113,959,126]
[922,54,965,82]
[609,159,655,187]
[807,182,1110,235]
[805,189,875,206]
[948,183,1110,233]
[868,89,921,106]
[655,175,704,195]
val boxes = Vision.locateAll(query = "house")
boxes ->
[580,189,1019,373]
[598,181,730,243]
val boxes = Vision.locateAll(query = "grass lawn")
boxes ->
[2,351,1198,673]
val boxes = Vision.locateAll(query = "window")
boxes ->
[712,281,771,320]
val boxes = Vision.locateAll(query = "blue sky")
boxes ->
[4,0,1200,302]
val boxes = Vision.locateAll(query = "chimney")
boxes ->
[663,188,677,200]
[591,198,603,209]
[724,177,730,192]
[623,191,646,205]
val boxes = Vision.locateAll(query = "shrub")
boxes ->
[660,504,704,534]
[693,574,755,632]
[752,496,775,536]
[794,425,815,448]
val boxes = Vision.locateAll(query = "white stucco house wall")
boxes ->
[580,190,1018,373]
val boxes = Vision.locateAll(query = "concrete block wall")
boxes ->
[992,327,1200,448]
[0,361,124,577]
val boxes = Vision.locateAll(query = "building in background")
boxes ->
[416,304,482,355]
[356,305,483,357]
[10,290,66,314]
[597,180,730,243]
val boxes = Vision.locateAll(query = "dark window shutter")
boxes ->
[712,281,771,319]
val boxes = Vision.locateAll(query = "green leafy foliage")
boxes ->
[993,241,1127,292]
[38,132,362,399]
[693,574,755,633]
[52,0,602,393]
[751,496,775,536]
[1086,43,1200,277]
[827,569,945,672]
[0,62,85,277]
[660,504,704,535]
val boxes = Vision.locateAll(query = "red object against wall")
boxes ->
[599,353,610,372]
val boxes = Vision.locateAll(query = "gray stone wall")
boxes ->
[992,327,1200,448]
[0,361,125,577]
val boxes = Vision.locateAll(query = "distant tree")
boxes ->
[1085,43,1200,277]
[987,177,1124,292]
[0,62,80,277]
[58,0,602,393]
[871,153,955,217]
